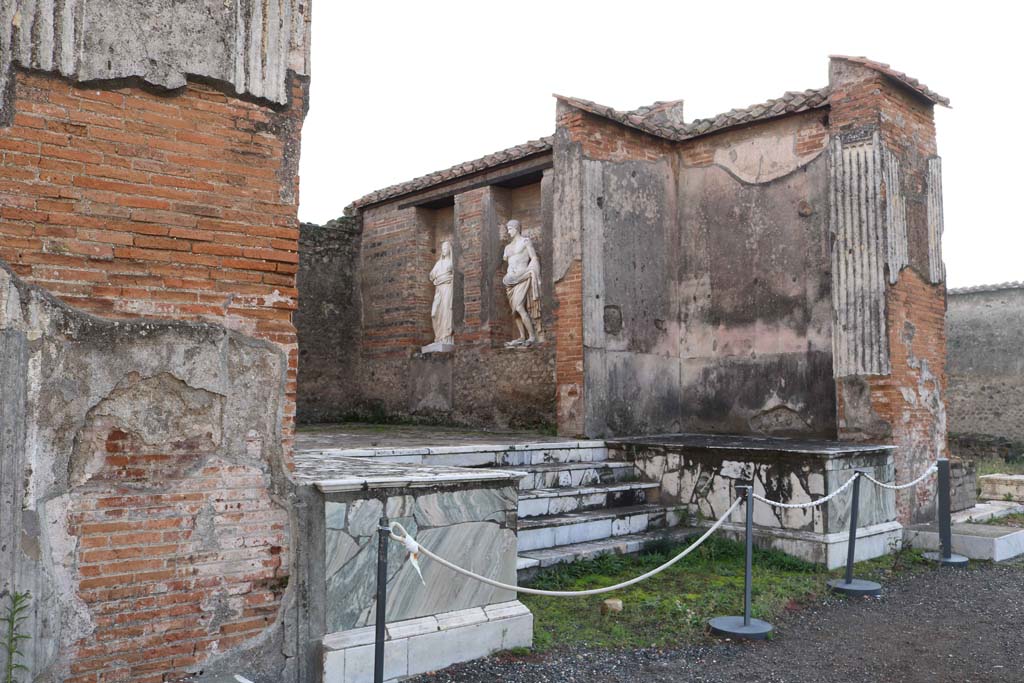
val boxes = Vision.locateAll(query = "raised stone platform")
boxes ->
[608,434,900,569]
[294,450,531,683]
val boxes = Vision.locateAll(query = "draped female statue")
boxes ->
[424,240,454,352]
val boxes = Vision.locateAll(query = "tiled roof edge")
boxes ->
[349,136,553,210]
[555,86,831,142]
[350,84,834,211]
[830,55,951,108]
[948,281,1024,295]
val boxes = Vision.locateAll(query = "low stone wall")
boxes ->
[609,435,899,568]
[947,284,1024,461]
[292,454,530,683]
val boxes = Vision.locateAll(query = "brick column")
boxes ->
[828,57,949,523]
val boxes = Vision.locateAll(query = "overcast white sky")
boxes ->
[298,1,1021,289]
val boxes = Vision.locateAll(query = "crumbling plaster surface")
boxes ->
[0,259,301,682]
[1,0,311,118]
[579,111,836,438]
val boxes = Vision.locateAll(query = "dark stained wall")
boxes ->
[575,109,836,437]
[296,217,362,423]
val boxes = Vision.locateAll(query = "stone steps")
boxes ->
[517,504,685,553]
[516,525,701,580]
[307,440,609,468]
[516,461,637,490]
[517,481,659,518]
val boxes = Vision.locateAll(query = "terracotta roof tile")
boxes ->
[830,55,950,107]
[350,137,552,209]
[554,86,831,142]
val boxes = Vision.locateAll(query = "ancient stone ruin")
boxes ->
[300,55,954,524]
[0,1,980,680]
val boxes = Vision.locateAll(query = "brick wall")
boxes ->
[0,70,305,460]
[1,69,306,681]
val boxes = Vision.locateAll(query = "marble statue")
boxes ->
[501,220,541,346]
[422,240,454,353]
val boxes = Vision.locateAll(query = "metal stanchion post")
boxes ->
[923,459,968,567]
[828,470,881,596]
[709,485,774,640]
[374,515,390,683]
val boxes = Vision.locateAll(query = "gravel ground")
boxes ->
[409,560,1024,683]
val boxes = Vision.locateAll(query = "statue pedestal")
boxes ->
[420,342,455,354]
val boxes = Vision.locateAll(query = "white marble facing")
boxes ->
[322,601,533,683]
[295,453,524,492]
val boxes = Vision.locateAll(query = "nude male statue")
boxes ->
[501,219,541,346]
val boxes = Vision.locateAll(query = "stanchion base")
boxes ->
[922,551,969,567]
[708,616,774,640]
[827,578,881,596]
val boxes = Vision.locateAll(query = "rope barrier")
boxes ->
[752,470,860,509]
[368,457,951,680]
[388,496,744,597]
[383,461,940,601]
[861,463,938,490]
[752,461,938,508]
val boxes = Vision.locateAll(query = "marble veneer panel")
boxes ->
[323,484,519,634]
[609,435,897,536]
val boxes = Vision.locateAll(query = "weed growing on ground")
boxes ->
[2,591,31,683]
[990,513,1024,528]
[973,457,1024,476]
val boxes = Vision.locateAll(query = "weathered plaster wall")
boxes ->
[296,217,362,424]
[0,260,302,683]
[563,107,836,438]
[946,286,1024,459]
[1,0,311,117]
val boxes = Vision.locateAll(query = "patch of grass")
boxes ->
[521,536,928,652]
[990,513,1024,528]
[974,458,1024,476]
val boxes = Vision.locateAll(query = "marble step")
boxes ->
[516,525,702,579]
[516,461,638,490]
[904,522,1024,562]
[302,440,609,468]
[517,504,684,552]
[517,482,659,519]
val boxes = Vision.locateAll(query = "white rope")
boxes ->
[752,470,861,510]
[861,463,938,490]
[388,496,744,597]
